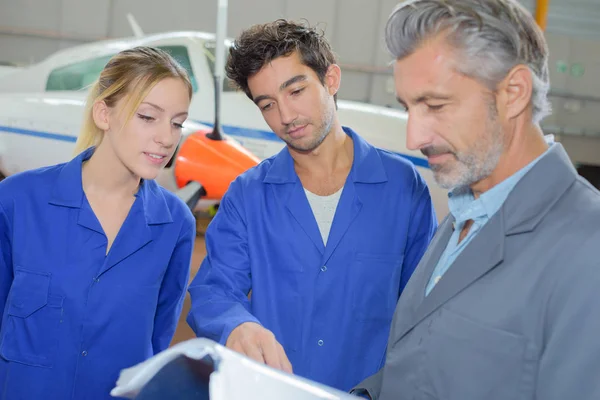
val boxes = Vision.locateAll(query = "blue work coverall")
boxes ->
[187,127,437,391]
[0,147,196,399]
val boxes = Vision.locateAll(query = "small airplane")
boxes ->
[0,15,450,220]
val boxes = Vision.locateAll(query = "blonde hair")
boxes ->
[73,46,193,154]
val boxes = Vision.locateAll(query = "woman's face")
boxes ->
[104,77,191,180]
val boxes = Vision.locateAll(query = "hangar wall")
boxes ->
[0,0,599,165]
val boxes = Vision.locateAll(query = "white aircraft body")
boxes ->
[0,31,449,220]
[0,66,18,78]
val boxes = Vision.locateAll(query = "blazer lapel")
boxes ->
[409,216,455,308]
[397,209,505,341]
[392,216,454,340]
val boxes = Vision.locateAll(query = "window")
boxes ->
[203,40,236,92]
[160,46,198,92]
[46,45,198,93]
[46,54,113,91]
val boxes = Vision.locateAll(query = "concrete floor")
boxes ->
[170,217,210,345]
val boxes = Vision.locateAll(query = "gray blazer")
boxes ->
[356,143,600,400]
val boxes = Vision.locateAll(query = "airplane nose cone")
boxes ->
[174,129,260,201]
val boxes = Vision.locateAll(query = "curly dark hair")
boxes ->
[225,19,337,104]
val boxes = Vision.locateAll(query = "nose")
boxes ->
[405,112,433,151]
[154,122,177,148]
[278,99,298,126]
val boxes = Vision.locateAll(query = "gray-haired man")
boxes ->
[352,1,600,399]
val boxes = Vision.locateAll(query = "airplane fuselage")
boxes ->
[0,31,449,220]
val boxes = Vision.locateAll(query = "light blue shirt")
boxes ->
[425,137,555,295]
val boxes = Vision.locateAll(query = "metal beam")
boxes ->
[535,0,550,31]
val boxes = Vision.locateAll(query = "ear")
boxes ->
[324,64,341,96]
[92,100,110,131]
[498,64,533,120]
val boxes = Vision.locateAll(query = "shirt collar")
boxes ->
[49,146,172,225]
[448,135,555,224]
[263,126,388,184]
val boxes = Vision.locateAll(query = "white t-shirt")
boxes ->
[303,186,343,246]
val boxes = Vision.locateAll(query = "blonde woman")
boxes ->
[0,46,196,399]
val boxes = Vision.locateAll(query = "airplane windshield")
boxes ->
[46,45,198,93]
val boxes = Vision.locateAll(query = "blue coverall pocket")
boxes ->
[352,253,402,321]
[0,268,63,368]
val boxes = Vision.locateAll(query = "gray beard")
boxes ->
[433,102,504,191]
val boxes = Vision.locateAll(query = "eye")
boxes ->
[172,122,184,129]
[137,114,155,122]
[260,102,274,112]
[396,100,408,112]
[427,104,445,111]
[291,87,305,96]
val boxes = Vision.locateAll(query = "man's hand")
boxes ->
[226,322,293,374]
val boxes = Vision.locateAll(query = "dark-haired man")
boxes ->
[187,19,437,391]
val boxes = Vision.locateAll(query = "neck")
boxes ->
[290,120,353,175]
[471,122,548,198]
[82,141,140,198]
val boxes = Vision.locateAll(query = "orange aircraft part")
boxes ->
[174,129,260,200]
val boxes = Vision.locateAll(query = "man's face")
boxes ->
[247,51,336,153]
[394,35,505,190]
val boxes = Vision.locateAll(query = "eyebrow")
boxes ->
[141,102,188,118]
[280,74,307,91]
[397,92,452,106]
[253,74,308,105]
[141,102,165,112]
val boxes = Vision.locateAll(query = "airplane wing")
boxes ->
[0,65,19,78]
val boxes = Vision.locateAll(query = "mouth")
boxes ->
[144,152,168,165]
[287,125,307,139]
[426,153,453,164]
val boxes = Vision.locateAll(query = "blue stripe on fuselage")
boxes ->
[0,122,430,169]
[194,120,281,141]
[0,125,77,142]
[194,120,431,169]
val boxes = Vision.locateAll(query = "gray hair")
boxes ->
[385,0,551,124]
